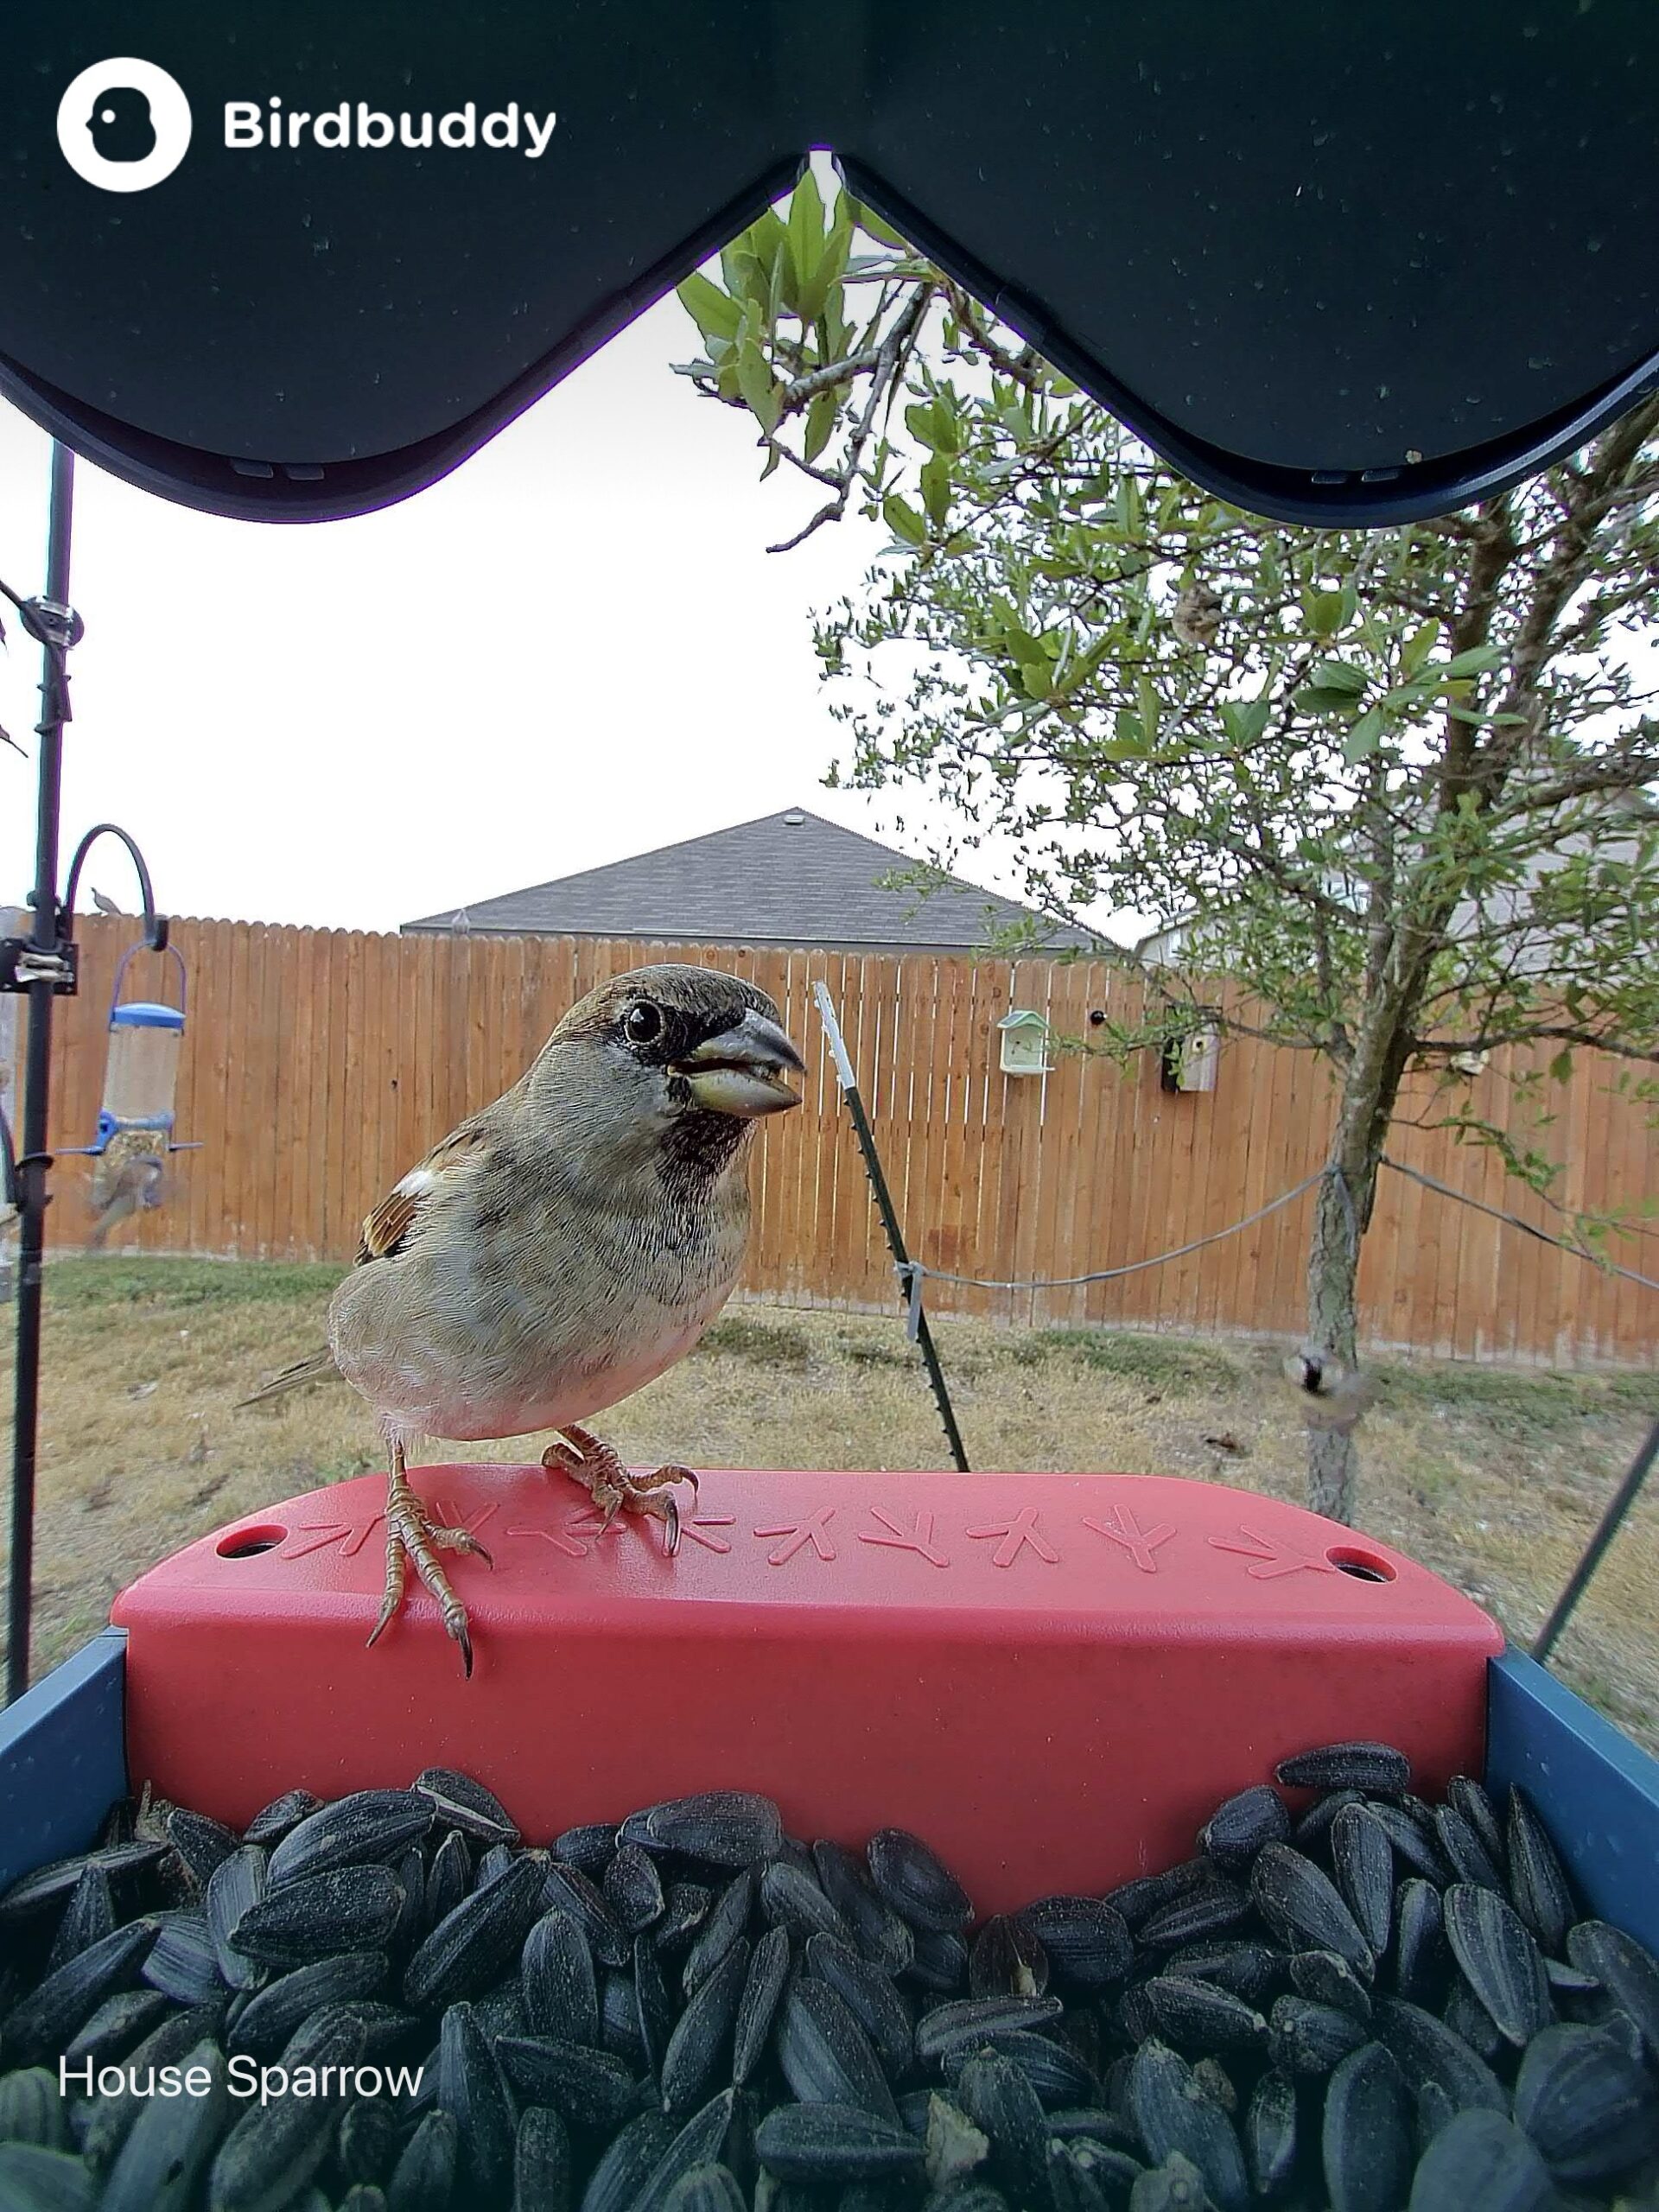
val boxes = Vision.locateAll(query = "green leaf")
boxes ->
[677,271,742,343]
[1309,659,1369,696]
[882,492,928,546]
[1341,709,1385,764]
[1295,684,1366,717]
[1305,589,1345,639]
[1137,674,1160,750]
[804,387,839,462]
[1549,1048,1574,1084]
[785,169,823,320]
[1443,643,1506,678]
[735,338,780,431]
[1401,618,1440,675]
[920,454,952,529]
[850,200,910,250]
[1020,657,1053,699]
[1219,698,1272,747]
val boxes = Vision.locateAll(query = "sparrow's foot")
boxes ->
[366,1468,493,1676]
[542,1423,699,1556]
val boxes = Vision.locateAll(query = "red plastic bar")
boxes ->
[113,1465,1502,1911]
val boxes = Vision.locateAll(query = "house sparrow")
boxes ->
[241,963,804,1675]
[1281,1346,1375,1433]
[1172,582,1224,650]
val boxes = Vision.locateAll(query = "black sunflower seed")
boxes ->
[78,2002,224,2175]
[945,2027,1096,2109]
[1143,1976,1268,2057]
[1512,2021,1659,2184]
[1163,1940,1280,2007]
[496,2035,639,2131]
[208,2012,364,2212]
[1267,1996,1370,2077]
[1102,1859,1211,1933]
[867,1832,973,1936]
[231,1864,403,1969]
[660,2161,746,2212]
[1276,1742,1412,1795]
[733,1926,791,2088]
[1443,1975,1505,2064]
[605,1845,665,1937]
[681,1873,755,2002]
[0,2067,71,2151]
[1139,1878,1251,1949]
[579,2108,675,2212]
[1442,1885,1551,2048]
[163,1808,240,1891]
[1289,1948,1372,2021]
[760,1860,851,1946]
[1432,1808,1503,1895]
[0,1842,168,1929]
[1371,1996,1507,2114]
[524,1910,599,2047]
[635,1933,676,2078]
[778,1975,899,2123]
[600,1969,647,2071]
[242,1790,323,1848]
[1,1918,158,2069]
[1565,1919,1659,2059]
[1046,2134,1128,2211]
[813,1842,914,1979]
[1330,1805,1394,1958]
[1446,1780,1505,1872]
[512,2103,572,2212]
[804,1934,914,2082]
[387,2107,460,2212]
[60,1987,170,2069]
[753,2101,923,2184]
[43,1865,117,1978]
[554,1823,617,1876]
[969,1916,1048,2000]
[662,1938,749,2118]
[404,1854,545,2011]
[266,1790,434,1887]
[624,1794,784,1869]
[1360,1802,1446,1883]
[632,2088,741,2206]
[543,1864,632,1972]
[412,1768,518,1847]
[420,1831,470,1940]
[656,1884,713,1957]
[905,1928,971,1994]
[139,1912,222,2005]
[1249,1845,1372,1976]
[390,1846,425,1955]
[1503,1791,1573,1959]
[1199,1785,1290,1872]
[1406,2108,1556,2211]
[916,1995,1063,2068]
[1321,2041,1412,2212]
[100,2036,232,2212]
[1126,2039,1249,2212]
[1243,2065,1296,2197]
[954,2047,1051,2209]
[1392,1879,1447,2008]
[338,2096,404,2188]
[1294,1789,1365,1853]
[436,1999,515,2198]
[1022,1897,1132,1990]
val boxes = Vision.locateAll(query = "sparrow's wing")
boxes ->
[356,1118,493,1266]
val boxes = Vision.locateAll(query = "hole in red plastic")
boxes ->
[1327,1546,1395,1583]
[216,1524,287,1559]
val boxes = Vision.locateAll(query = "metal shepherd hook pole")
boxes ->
[7,442,77,1703]
[812,982,969,1473]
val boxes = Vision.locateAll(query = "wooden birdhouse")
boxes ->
[1160,1022,1221,1093]
[997,1008,1052,1076]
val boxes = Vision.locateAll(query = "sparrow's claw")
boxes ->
[543,1425,699,1555]
[366,1466,488,1675]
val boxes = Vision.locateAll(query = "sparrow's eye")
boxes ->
[624,1001,664,1045]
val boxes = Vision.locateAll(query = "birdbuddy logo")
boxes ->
[57,59,193,192]
[56,57,558,191]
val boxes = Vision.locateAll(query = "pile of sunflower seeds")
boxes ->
[0,1744,1656,2210]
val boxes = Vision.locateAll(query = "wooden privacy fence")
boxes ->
[29,914,1659,1368]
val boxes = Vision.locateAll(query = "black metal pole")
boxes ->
[1532,1414,1659,1666]
[812,983,969,1473]
[6,440,74,1704]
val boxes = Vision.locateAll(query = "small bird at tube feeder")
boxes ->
[63,939,197,1246]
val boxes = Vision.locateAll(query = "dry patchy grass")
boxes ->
[3,1258,1656,1750]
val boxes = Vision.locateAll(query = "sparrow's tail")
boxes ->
[237,1350,340,1407]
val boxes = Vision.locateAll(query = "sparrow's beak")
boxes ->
[677,1012,806,1117]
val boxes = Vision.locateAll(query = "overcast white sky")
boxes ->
[0,289,1028,936]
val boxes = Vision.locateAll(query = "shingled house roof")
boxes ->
[402,807,1096,955]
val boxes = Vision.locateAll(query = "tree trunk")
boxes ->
[1305,1160,1363,1521]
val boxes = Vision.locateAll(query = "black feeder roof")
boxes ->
[1,3,1655,528]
